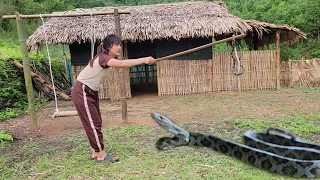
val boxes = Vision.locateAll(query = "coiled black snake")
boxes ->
[151,112,320,178]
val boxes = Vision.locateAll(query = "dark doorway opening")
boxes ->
[127,40,158,96]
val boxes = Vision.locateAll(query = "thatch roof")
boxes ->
[245,20,307,47]
[26,1,306,51]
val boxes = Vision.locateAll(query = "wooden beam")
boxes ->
[2,11,130,19]
[114,9,128,123]
[276,31,281,89]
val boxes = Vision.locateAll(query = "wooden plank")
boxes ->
[2,11,130,19]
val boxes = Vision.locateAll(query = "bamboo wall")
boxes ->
[72,66,131,101]
[212,50,278,91]
[157,60,210,96]
[280,59,320,87]
[157,50,278,96]
[72,50,279,99]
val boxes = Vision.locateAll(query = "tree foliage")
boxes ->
[222,0,320,60]
[0,56,27,120]
[224,0,320,35]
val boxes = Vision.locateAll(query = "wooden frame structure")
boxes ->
[2,10,130,131]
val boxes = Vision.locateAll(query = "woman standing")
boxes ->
[71,34,155,162]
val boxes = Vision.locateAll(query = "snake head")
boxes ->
[151,112,190,142]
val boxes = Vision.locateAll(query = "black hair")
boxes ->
[89,34,121,67]
[102,34,121,50]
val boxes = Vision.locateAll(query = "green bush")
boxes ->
[0,57,28,120]
[0,131,13,148]
[311,49,320,58]
[0,31,68,120]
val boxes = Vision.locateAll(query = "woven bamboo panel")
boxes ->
[280,61,291,87]
[280,59,320,87]
[212,50,277,92]
[72,66,131,101]
[157,60,211,96]
[157,50,278,96]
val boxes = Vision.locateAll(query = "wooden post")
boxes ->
[16,12,37,131]
[276,31,281,89]
[237,76,241,92]
[123,41,128,59]
[157,62,161,96]
[114,9,128,123]
[207,59,213,92]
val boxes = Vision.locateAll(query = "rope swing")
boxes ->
[40,14,60,118]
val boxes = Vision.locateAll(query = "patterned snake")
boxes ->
[151,112,320,178]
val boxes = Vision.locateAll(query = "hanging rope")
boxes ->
[231,34,243,76]
[40,14,59,118]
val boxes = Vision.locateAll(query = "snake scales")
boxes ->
[151,112,320,178]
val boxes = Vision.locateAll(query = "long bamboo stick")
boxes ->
[155,34,246,62]
[2,11,130,19]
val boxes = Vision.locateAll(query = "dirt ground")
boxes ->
[1,87,320,141]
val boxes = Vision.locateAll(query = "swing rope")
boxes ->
[40,14,59,118]
[38,13,96,118]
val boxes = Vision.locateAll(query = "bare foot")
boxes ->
[91,148,99,159]
[96,150,119,162]
[96,150,107,160]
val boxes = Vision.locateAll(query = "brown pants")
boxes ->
[71,81,104,152]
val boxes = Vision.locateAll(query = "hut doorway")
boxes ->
[129,64,158,96]
[127,40,158,96]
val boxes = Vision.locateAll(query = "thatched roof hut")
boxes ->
[24,1,309,99]
[26,1,306,51]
